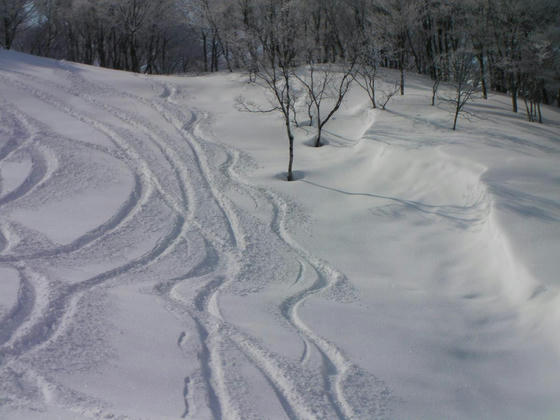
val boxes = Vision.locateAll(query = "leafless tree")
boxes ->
[0,0,33,49]
[375,0,415,96]
[295,61,356,147]
[430,54,445,106]
[354,48,379,109]
[241,0,302,181]
[378,80,400,110]
[441,50,479,130]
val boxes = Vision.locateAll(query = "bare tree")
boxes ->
[375,0,414,96]
[354,47,379,109]
[430,79,440,106]
[295,61,356,147]
[0,0,33,49]
[242,0,302,181]
[116,0,154,72]
[430,54,445,106]
[196,0,233,72]
[378,80,400,110]
[520,74,544,123]
[443,50,479,130]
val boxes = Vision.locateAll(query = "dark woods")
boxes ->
[2,0,558,181]
[2,0,559,108]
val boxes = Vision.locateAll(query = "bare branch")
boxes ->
[235,95,278,113]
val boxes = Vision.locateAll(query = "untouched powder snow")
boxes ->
[0,50,559,419]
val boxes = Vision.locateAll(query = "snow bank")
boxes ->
[1,50,559,419]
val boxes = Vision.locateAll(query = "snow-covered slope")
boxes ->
[0,50,559,420]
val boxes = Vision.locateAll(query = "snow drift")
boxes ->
[0,50,559,419]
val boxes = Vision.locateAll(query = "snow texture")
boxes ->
[0,50,559,419]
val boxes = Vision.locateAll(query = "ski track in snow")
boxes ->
[0,63,484,420]
[2,57,556,419]
[0,61,393,419]
[159,81,394,419]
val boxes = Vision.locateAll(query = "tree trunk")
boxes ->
[477,53,488,100]
[452,111,459,130]
[211,36,218,72]
[315,103,322,147]
[528,98,533,121]
[510,72,518,112]
[542,86,549,105]
[286,121,294,181]
[97,29,107,68]
[511,89,518,113]
[202,32,208,72]
[130,34,139,73]
[399,60,405,95]
[3,18,13,49]
[161,36,168,74]
[315,125,322,147]
[453,98,460,130]
[432,79,440,106]
[223,42,233,72]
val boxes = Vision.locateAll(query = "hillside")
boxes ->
[0,50,559,419]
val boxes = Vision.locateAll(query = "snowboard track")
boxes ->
[0,65,394,418]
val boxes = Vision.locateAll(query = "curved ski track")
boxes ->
[0,65,392,419]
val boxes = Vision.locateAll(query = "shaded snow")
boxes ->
[0,50,559,419]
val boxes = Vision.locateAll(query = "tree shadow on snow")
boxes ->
[275,170,306,181]
[302,179,487,228]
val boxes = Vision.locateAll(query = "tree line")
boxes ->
[2,0,559,106]
[2,0,559,179]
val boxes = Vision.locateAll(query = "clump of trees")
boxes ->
[2,0,201,73]
[0,0,34,50]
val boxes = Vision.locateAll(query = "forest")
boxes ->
[2,0,559,128]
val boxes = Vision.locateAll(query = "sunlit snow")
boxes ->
[1,50,559,419]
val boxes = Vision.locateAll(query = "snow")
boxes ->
[1,49,559,419]
[0,267,19,319]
